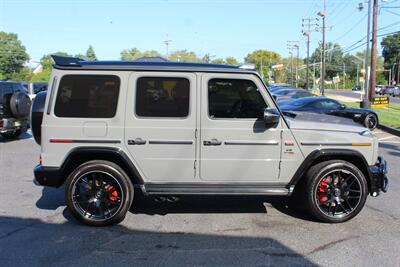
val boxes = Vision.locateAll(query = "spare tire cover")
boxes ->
[10,92,31,119]
[31,91,47,145]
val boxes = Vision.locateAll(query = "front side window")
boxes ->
[208,79,267,119]
[136,77,190,118]
[54,75,120,118]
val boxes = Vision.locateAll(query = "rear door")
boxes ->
[199,73,282,182]
[124,72,197,182]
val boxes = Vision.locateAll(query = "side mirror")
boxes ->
[263,108,280,125]
[339,104,346,110]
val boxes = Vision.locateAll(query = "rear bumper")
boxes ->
[33,164,64,187]
[369,156,389,196]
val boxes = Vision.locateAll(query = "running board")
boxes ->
[141,183,293,196]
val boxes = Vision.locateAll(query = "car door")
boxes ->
[124,72,197,182]
[199,73,282,182]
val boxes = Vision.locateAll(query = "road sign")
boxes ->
[372,96,389,108]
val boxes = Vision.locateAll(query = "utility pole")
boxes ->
[343,62,346,89]
[360,0,372,108]
[313,60,316,89]
[302,18,318,89]
[357,63,359,86]
[164,34,172,57]
[369,0,378,102]
[287,41,300,87]
[318,0,327,96]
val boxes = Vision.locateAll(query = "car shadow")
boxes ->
[0,215,318,266]
[379,142,400,157]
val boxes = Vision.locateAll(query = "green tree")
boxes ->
[168,50,200,62]
[0,31,29,79]
[310,42,344,80]
[120,48,142,60]
[86,45,97,60]
[245,50,282,82]
[211,58,225,64]
[142,50,161,58]
[31,52,70,82]
[225,57,239,65]
[381,32,400,82]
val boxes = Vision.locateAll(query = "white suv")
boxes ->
[32,56,388,226]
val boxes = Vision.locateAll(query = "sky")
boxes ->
[0,0,399,63]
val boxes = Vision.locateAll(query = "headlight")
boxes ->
[359,130,373,137]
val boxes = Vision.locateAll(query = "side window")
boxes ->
[208,78,267,119]
[320,100,341,109]
[136,77,190,118]
[54,75,120,118]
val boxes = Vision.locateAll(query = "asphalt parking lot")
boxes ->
[0,131,399,267]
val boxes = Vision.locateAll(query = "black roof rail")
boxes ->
[51,55,85,66]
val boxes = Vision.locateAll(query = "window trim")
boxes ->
[134,76,191,119]
[206,77,268,121]
[47,77,57,115]
[53,74,121,119]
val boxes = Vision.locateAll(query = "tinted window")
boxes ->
[54,75,120,118]
[136,77,190,118]
[208,79,267,119]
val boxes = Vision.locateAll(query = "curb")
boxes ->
[378,124,400,137]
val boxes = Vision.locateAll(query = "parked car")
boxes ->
[375,85,385,94]
[280,96,379,130]
[272,88,315,103]
[352,85,362,91]
[383,86,396,96]
[31,55,388,226]
[0,81,31,139]
[21,82,48,100]
[392,86,400,97]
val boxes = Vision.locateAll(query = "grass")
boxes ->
[342,102,400,129]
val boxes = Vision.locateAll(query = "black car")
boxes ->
[352,85,362,91]
[280,96,379,130]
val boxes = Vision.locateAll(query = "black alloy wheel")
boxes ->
[364,113,378,130]
[65,160,133,226]
[305,160,368,223]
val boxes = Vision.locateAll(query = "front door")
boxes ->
[199,74,282,182]
[124,72,197,182]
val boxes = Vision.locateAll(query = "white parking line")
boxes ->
[379,136,396,141]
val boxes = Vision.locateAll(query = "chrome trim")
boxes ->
[301,142,371,146]
[224,140,279,146]
[148,140,193,145]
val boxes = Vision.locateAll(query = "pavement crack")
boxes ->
[0,222,37,240]
[366,205,399,221]
[307,235,360,255]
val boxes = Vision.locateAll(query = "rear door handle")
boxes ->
[203,138,222,146]
[128,138,146,145]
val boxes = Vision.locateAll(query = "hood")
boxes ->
[284,111,366,133]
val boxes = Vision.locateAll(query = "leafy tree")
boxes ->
[141,50,161,58]
[225,57,239,65]
[120,48,142,60]
[211,58,225,64]
[310,42,344,80]
[168,50,201,62]
[10,67,32,81]
[86,45,97,60]
[31,52,70,82]
[0,31,29,79]
[381,32,400,82]
[245,50,282,82]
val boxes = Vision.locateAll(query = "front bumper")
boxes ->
[369,156,389,196]
[33,164,64,187]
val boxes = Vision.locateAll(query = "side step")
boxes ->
[141,183,293,196]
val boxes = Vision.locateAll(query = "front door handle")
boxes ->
[128,138,146,145]
[203,138,222,146]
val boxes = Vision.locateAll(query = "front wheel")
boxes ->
[305,160,368,223]
[65,160,134,226]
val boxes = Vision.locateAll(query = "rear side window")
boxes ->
[208,79,267,119]
[136,77,190,118]
[54,75,120,118]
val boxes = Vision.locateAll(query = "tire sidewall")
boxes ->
[65,160,133,226]
[307,161,368,223]
[364,113,377,130]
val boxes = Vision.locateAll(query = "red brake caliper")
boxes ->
[318,178,330,203]
[104,185,119,202]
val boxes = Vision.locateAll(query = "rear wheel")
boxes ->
[364,113,378,130]
[305,160,368,223]
[1,129,22,139]
[65,160,134,226]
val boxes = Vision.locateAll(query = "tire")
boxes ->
[10,92,31,119]
[1,129,22,139]
[364,113,378,130]
[304,160,368,223]
[65,160,134,226]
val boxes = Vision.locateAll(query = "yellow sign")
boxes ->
[372,97,389,108]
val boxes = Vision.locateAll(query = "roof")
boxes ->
[51,55,257,74]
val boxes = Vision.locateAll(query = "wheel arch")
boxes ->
[60,147,144,187]
[289,148,372,192]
